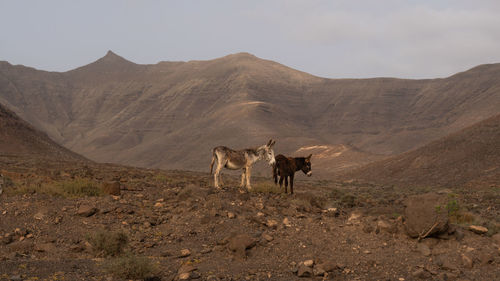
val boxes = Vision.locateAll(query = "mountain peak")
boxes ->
[70,50,139,74]
[97,50,131,64]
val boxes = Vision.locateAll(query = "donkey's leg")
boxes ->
[245,166,252,190]
[284,177,289,194]
[219,171,224,186]
[240,168,246,188]
[290,174,295,194]
[214,161,224,189]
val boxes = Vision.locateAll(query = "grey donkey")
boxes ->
[210,139,276,190]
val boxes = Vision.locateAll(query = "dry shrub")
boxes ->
[102,253,156,279]
[291,193,327,211]
[250,182,282,194]
[11,178,103,197]
[88,230,128,257]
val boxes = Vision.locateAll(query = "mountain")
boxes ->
[343,113,500,187]
[0,51,499,174]
[0,102,87,162]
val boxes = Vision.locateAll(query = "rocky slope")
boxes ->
[343,113,500,188]
[0,102,87,162]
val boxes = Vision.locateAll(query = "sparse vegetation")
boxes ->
[8,178,103,197]
[154,173,169,184]
[102,253,156,280]
[87,230,128,257]
[250,182,282,194]
[446,193,460,216]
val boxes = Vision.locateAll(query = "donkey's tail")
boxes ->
[210,148,216,175]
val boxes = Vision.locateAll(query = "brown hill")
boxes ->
[1,52,500,174]
[343,113,500,187]
[0,102,86,162]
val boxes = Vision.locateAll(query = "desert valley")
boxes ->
[0,52,499,280]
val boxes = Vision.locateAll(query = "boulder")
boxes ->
[227,234,256,258]
[76,205,98,217]
[404,193,449,238]
[101,181,121,196]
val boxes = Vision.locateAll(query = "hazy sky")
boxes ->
[1,0,500,78]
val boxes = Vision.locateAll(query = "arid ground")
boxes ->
[0,157,499,281]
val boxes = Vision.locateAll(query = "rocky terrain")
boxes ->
[0,157,499,280]
[1,52,500,174]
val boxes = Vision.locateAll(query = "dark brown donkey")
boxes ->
[272,154,312,194]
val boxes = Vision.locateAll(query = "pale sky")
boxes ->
[1,0,500,78]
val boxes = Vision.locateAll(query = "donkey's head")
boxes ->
[257,139,276,166]
[301,154,312,177]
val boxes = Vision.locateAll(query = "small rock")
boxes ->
[9,275,23,281]
[227,212,236,219]
[178,264,197,274]
[478,252,494,265]
[303,259,314,267]
[154,202,164,208]
[33,211,46,220]
[190,271,201,279]
[70,244,85,253]
[377,220,397,234]
[417,243,431,256]
[461,253,473,268]
[315,261,337,274]
[313,266,326,276]
[454,227,465,241]
[3,234,14,245]
[348,211,362,222]
[468,225,488,234]
[178,272,191,280]
[412,268,430,279]
[441,259,458,271]
[297,264,312,277]
[34,242,56,253]
[266,219,278,228]
[363,223,375,233]
[76,205,98,217]
[491,233,500,245]
[283,217,291,227]
[261,233,274,242]
[179,249,191,258]
[201,248,212,254]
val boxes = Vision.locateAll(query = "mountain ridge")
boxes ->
[1,51,499,174]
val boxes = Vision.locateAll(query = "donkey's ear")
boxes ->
[268,139,276,147]
[307,154,312,160]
